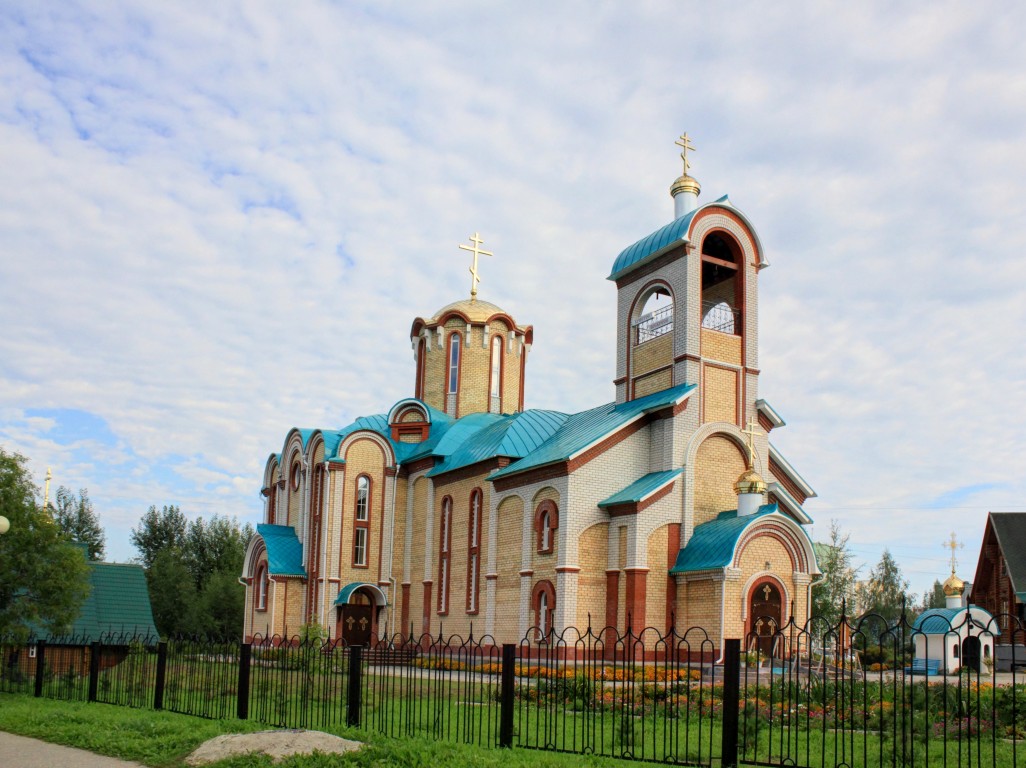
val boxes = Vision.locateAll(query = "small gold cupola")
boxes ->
[670,133,701,218]
[736,416,767,516]
[942,532,966,608]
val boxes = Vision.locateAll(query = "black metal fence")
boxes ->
[2,611,1026,768]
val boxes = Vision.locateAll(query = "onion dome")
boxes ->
[734,468,767,495]
[942,571,966,597]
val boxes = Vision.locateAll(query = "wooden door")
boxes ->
[749,582,782,659]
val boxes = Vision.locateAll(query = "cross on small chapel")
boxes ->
[459,232,493,301]
[742,415,763,466]
[675,133,696,175]
[944,531,964,574]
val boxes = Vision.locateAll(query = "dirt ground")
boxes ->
[185,730,362,765]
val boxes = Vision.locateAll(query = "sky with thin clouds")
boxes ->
[2,1,1025,602]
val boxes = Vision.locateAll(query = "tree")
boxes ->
[922,580,946,611]
[857,548,914,626]
[811,520,859,628]
[52,485,106,561]
[130,504,187,570]
[0,448,91,640]
[132,506,252,637]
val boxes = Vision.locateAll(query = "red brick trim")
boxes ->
[432,458,504,487]
[485,573,498,581]
[555,566,581,574]
[519,569,534,577]
[391,423,429,442]
[567,417,648,473]
[758,412,775,433]
[613,376,627,386]
[666,524,680,632]
[768,457,807,505]
[531,579,556,635]
[674,353,701,364]
[624,568,648,635]
[402,457,436,476]
[534,499,559,553]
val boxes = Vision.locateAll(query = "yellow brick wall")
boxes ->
[408,476,428,634]
[633,333,672,377]
[646,525,670,632]
[701,328,742,366]
[677,578,722,641]
[493,495,524,638]
[500,325,523,414]
[694,435,747,527]
[634,368,673,399]
[429,473,491,636]
[575,522,609,629]
[399,410,421,423]
[702,364,738,424]
[338,439,386,590]
[390,476,408,593]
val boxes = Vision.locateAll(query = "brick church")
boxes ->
[241,137,820,655]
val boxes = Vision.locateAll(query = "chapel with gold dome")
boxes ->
[240,137,821,654]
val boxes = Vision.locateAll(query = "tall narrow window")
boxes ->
[539,591,549,636]
[356,476,369,521]
[489,336,503,412]
[467,489,482,613]
[353,475,370,567]
[438,497,452,614]
[257,564,269,610]
[447,333,461,393]
[415,337,427,399]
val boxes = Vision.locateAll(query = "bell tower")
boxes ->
[609,135,767,428]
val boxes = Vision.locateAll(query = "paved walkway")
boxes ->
[0,731,147,768]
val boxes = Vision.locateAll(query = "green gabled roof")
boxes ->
[670,505,777,574]
[257,524,306,577]
[598,469,683,508]
[608,195,731,281]
[44,562,158,643]
[489,382,696,482]
[426,409,569,477]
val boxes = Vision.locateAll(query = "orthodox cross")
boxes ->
[459,232,493,301]
[742,416,763,467]
[675,133,696,175]
[944,531,964,575]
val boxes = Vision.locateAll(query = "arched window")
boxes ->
[489,335,503,412]
[290,461,301,490]
[632,287,673,345]
[438,496,452,614]
[701,233,742,335]
[415,337,427,399]
[534,500,558,554]
[257,563,269,611]
[467,489,482,613]
[532,580,556,641]
[447,333,462,394]
[353,475,371,567]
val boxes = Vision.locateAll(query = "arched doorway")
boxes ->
[334,583,387,646]
[748,580,782,658]
[962,636,981,672]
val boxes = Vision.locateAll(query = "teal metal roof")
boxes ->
[41,562,159,643]
[427,409,569,477]
[608,195,730,281]
[670,505,777,574]
[489,382,696,481]
[258,523,306,577]
[912,607,999,635]
[598,469,683,508]
[333,582,388,607]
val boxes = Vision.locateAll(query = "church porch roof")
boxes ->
[257,523,306,577]
[598,469,683,508]
[670,506,777,574]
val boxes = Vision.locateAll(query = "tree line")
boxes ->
[0,447,253,641]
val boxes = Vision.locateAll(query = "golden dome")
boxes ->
[670,174,701,198]
[942,571,965,597]
[430,298,509,324]
[734,468,767,495]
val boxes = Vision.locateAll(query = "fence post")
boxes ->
[346,645,363,727]
[33,640,46,697]
[237,642,252,720]
[499,643,515,748]
[721,638,741,768]
[87,641,101,702]
[153,641,167,710]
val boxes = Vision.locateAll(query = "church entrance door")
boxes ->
[962,636,981,672]
[749,581,782,659]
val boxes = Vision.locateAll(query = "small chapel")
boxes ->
[241,136,821,655]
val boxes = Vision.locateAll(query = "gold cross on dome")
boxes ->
[944,531,964,575]
[675,133,696,175]
[742,415,763,467]
[459,232,493,301]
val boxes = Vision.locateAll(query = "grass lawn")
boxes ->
[0,692,640,768]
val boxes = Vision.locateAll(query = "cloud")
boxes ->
[1,1,1025,595]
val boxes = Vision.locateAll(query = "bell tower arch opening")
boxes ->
[628,281,675,399]
[701,233,742,336]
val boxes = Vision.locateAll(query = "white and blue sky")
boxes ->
[2,1,1025,600]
